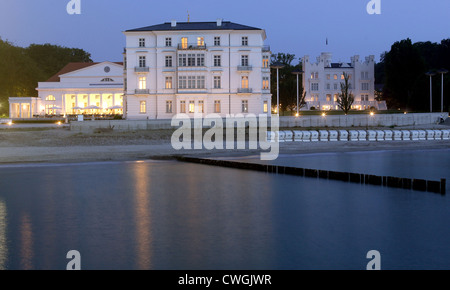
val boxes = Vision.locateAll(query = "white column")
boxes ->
[9,102,12,118]
[19,103,22,118]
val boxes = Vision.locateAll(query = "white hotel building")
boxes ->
[302,52,386,111]
[123,19,272,119]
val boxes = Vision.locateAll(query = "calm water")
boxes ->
[0,149,449,270]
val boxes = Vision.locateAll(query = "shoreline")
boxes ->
[0,126,449,165]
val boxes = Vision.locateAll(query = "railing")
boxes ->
[262,45,271,52]
[135,89,150,94]
[135,67,149,73]
[237,88,253,94]
[177,43,207,50]
[237,65,253,71]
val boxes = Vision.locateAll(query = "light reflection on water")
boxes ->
[0,153,449,270]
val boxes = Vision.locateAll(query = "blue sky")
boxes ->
[0,0,449,63]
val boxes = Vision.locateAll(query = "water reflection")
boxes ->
[132,163,152,269]
[20,214,33,270]
[0,200,7,270]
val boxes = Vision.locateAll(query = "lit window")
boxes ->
[189,101,195,113]
[197,37,205,47]
[46,95,56,101]
[334,74,338,80]
[326,94,332,102]
[181,37,188,49]
[262,77,269,90]
[165,77,172,89]
[241,76,249,89]
[140,101,146,113]
[263,101,268,113]
[214,100,221,113]
[139,77,147,90]
[262,55,269,68]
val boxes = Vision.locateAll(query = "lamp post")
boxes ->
[425,71,436,112]
[437,69,448,113]
[271,62,285,115]
[292,69,304,117]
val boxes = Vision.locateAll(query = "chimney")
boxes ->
[216,18,223,27]
[171,20,177,27]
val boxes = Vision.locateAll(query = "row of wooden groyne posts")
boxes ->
[267,129,450,142]
[175,156,447,195]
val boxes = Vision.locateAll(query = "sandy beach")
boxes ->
[0,124,449,164]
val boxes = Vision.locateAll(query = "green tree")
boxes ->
[270,53,303,114]
[337,72,354,115]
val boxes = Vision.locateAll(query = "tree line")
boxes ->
[0,39,92,116]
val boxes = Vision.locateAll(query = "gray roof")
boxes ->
[126,21,262,32]
[326,63,353,69]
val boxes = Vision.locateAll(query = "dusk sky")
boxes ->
[0,0,449,64]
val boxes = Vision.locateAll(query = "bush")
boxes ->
[310,107,316,111]
[113,114,123,120]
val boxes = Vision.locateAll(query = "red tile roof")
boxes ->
[45,62,123,82]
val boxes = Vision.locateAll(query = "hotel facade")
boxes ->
[123,19,272,119]
[9,62,124,118]
[302,52,386,111]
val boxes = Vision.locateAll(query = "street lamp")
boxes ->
[271,62,285,115]
[425,71,436,112]
[437,69,448,113]
[292,69,304,117]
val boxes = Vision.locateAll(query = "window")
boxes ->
[181,37,188,49]
[334,74,338,80]
[197,37,205,47]
[214,36,221,46]
[188,76,195,89]
[262,55,269,68]
[311,83,319,91]
[197,76,205,89]
[165,76,173,89]
[361,72,369,80]
[241,76,249,89]
[165,37,172,47]
[262,76,269,90]
[241,55,249,66]
[198,100,204,113]
[166,101,172,113]
[326,83,330,90]
[214,55,221,67]
[326,94,332,102]
[341,74,345,80]
[197,54,205,66]
[46,95,56,101]
[139,77,147,90]
[140,101,146,113]
[361,83,369,91]
[348,74,352,80]
[165,56,172,67]
[242,100,249,113]
[101,78,114,82]
[361,94,369,101]
[179,76,187,89]
[311,72,319,79]
[179,54,187,67]
[334,94,338,102]
[214,100,221,113]
[180,101,186,113]
[263,101,268,113]
[334,83,338,90]
[214,76,221,89]
[242,36,248,46]
[189,101,195,113]
[187,54,195,66]
[139,56,146,67]
[139,38,145,47]
[326,74,331,80]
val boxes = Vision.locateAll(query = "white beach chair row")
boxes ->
[267,129,450,142]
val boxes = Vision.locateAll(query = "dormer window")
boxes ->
[139,38,145,47]
[101,78,114,82]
